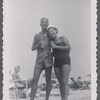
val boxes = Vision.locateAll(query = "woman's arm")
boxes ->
[51,36,71,51]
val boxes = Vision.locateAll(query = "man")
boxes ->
[12,66,32,98]
[12,66,27,98]
[77,77,83,87]
[12,66,32,88]
[31,18,53,100]
[12,66,26,87]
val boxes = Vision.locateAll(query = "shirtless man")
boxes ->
[12,66,26,88]
[12,66,32,89]
[30,18,53,100]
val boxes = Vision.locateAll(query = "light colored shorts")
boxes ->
[35,53,53,69]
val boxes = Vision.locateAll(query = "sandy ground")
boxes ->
[10,89,91,100]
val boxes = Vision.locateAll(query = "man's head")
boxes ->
[14,66,20,73]
[78,77,82,81]
[40,18,49,30]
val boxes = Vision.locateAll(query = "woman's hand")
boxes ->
[51,43,57,49]
[50,41,54,44]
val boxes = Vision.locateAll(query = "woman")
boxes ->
[48,27,71,100]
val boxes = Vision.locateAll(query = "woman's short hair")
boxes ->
[48,27,58,33]
[47,26,58,42]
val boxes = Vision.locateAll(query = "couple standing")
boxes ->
[31,18,71,100]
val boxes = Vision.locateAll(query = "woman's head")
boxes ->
[48,27,58,39]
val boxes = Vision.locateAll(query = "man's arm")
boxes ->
[31,34,38,51]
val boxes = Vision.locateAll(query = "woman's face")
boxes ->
[48,28,57,39]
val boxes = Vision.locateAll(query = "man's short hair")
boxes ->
[14,66,20,70]
[41,18,49,23]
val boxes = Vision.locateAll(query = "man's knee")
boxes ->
[61,80,68,85]
[31,77,39,85]
[46,79,52,86]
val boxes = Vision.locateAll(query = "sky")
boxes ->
[5,0,91,84]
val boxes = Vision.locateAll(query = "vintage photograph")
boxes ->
[3,0,97,100]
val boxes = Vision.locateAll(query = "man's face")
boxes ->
[40,18,49,30]
[15,67,20,73]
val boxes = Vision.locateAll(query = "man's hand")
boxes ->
[37,43,42,48]
[37,41,44,48]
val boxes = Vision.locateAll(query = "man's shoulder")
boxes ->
[12,73,20,80]
[34,32,42,38]
[12,73,17,77]
[12,73,16,79]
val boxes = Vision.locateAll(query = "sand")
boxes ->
[10,89,91,100]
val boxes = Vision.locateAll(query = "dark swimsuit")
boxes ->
[53,42,71,68]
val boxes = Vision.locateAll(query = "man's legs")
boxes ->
[45,67,52,100]
[30,67,42,100]
[27,78,32,89]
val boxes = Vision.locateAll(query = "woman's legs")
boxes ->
[61,64,71,100]
[54,65,71,100]
[54,68,63,100]
[30,67,42,100]
[45,67,52,100]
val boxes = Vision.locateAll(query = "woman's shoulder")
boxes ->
[60,35,67,41]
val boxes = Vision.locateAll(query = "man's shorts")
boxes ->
[35,53,53,69]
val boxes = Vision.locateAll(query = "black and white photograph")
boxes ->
[3,0,97,100]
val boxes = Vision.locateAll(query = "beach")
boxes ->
[10,89,91,100]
